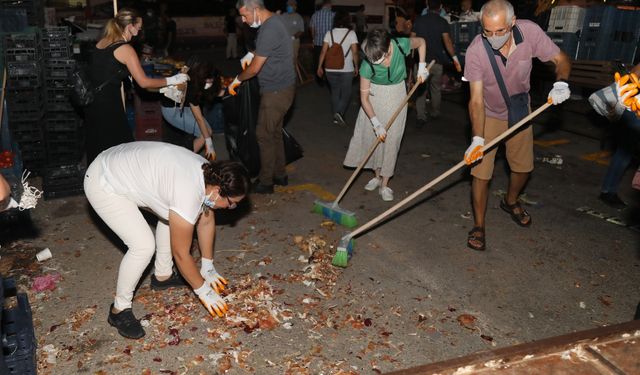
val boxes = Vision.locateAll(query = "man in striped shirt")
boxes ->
[309,0,334,86]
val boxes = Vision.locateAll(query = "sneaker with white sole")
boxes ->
[380,186,394,201]
[364,177,381,191]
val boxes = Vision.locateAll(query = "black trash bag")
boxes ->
[223,78,261,177]
[223,78,303,178]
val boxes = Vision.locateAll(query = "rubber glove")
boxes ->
[204,137,216,161]
[200,258,227,293]
[194,282,228,318]
[548,81,571,105]
[371,116,386,142]
[240,52,254,70]
[166,72,189,86]
[615,72,639,114]
[228,76,241,96]
[1,198,19,212]
[452,55,462,73]
[417,62,429,83]
[464,136,484,165]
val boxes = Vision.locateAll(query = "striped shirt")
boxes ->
[310,7,334,46]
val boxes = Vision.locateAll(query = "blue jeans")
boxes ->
[325,72,353,116]
[161,106,211,137]
[601,111,640,193]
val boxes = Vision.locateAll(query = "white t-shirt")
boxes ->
[323,28,358,73]
[99,142,207,225]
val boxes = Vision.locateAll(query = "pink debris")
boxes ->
[32,273,62,292]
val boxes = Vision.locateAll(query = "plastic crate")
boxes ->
[452,21,481,45]
[1,277,37,375]
[43,45,71,59]
[547,6,586,33]
[577,6,628,61]
[7,105,44,122]
[0,8,28,33]
[6,88,44,112]
[0,0,44,27]
[546,32,580,59]
[10,128,43,143]
[4,47,41,62]
[42,163,85,199]
[44,116,80,132]
[44,59,74,78]
[3,30,40,49]
[6,60,42,77]
[6,75,42,90]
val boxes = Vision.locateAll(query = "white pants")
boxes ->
[84,158,174,311]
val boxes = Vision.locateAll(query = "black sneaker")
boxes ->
[252,182,274,194]
[599,192,627,210]
[107,304,145,339]
[150,271,187,290]
[273,175,288,186]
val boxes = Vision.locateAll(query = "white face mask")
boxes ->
[204,82,213,90]
[250,8,261,28]
[487,31,511,50]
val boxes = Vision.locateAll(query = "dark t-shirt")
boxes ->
[412,12,451,64]
[255,15,296,92]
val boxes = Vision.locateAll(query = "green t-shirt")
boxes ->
[359,37,411,85]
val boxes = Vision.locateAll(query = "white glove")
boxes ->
[159,85,185,103]
[417,62,429,83]
[166,72,189,86]
[228,76,241,96]
[548,81,571,105]
[452,55,462,72]
[194,282,228,318]
[464,136,484,165]
[240,52,254,70]
[370,116,386,141]
[200,258,227,293]
[204,138,216,161]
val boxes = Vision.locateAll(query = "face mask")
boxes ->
[203,192,218,209]
[204,82,213,90]
[487,31,511,50]
[250,8,261,28]
[286,5,294,13]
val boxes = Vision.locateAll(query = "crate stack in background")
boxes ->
[3,29,46,174]
[0,276,37,375]
[546,5,584,59]
[451,21,481,66]
[41,26,85,199]
[547,5,640,64]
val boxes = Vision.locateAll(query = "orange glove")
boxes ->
[194,282,228,318]
[464,136,484,165]
[228,76,241,96]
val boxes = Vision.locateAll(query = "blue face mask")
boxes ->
[203,192,218,210]
[286,5,294,14]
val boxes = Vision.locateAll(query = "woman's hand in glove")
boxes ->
[194,282,228,318]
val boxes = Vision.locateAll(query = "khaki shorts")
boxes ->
[470,116,534,180]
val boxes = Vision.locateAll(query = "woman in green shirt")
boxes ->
[343,29,427,201]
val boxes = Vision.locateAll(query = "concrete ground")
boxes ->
[2,48,640,374]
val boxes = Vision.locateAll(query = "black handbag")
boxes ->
[70,66,123,107]
[481,35,530,127]
[283,127,303,164]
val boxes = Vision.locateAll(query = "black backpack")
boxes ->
[69,64,123,107]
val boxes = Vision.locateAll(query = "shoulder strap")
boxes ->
[481,37,511,108]
[341,31,352,58]
[330,30,335,45]
[391,37,407,56]
[94,68,125,92]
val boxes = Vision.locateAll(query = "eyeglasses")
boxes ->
[217,195,237,209]
[482,26,511,38]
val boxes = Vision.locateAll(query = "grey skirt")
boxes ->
[343,81,407,177]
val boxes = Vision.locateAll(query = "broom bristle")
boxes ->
[332,237,354,267]
[312,200,357,228]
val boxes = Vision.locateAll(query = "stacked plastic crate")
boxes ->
[0,276,37,375]
[3,29,46,174]
[41,26,85,199]
[546,6,584,59]
[452,21,481,66]
[577,6,640,63]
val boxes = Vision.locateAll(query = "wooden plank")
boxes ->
[387,320,640,375]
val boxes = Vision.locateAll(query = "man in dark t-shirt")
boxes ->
[232,0,296,194]
[411,0,462,127]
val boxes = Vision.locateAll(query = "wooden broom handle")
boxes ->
[0,69,7,131]
[347,101,553,239]
[333,60,436,205]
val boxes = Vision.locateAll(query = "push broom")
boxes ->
[332,100,554,267]
[313,60,436,228]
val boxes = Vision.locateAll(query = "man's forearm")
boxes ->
[469,101,485,137]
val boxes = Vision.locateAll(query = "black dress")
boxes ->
[85,42,133,163]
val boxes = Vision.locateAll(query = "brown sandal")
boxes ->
[467,227,485,251]
[500,198,532,227]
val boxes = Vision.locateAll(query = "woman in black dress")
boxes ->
[85,8,189,163]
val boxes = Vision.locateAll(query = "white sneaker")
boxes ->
[364,177,381,191]
[380,186,394,201]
